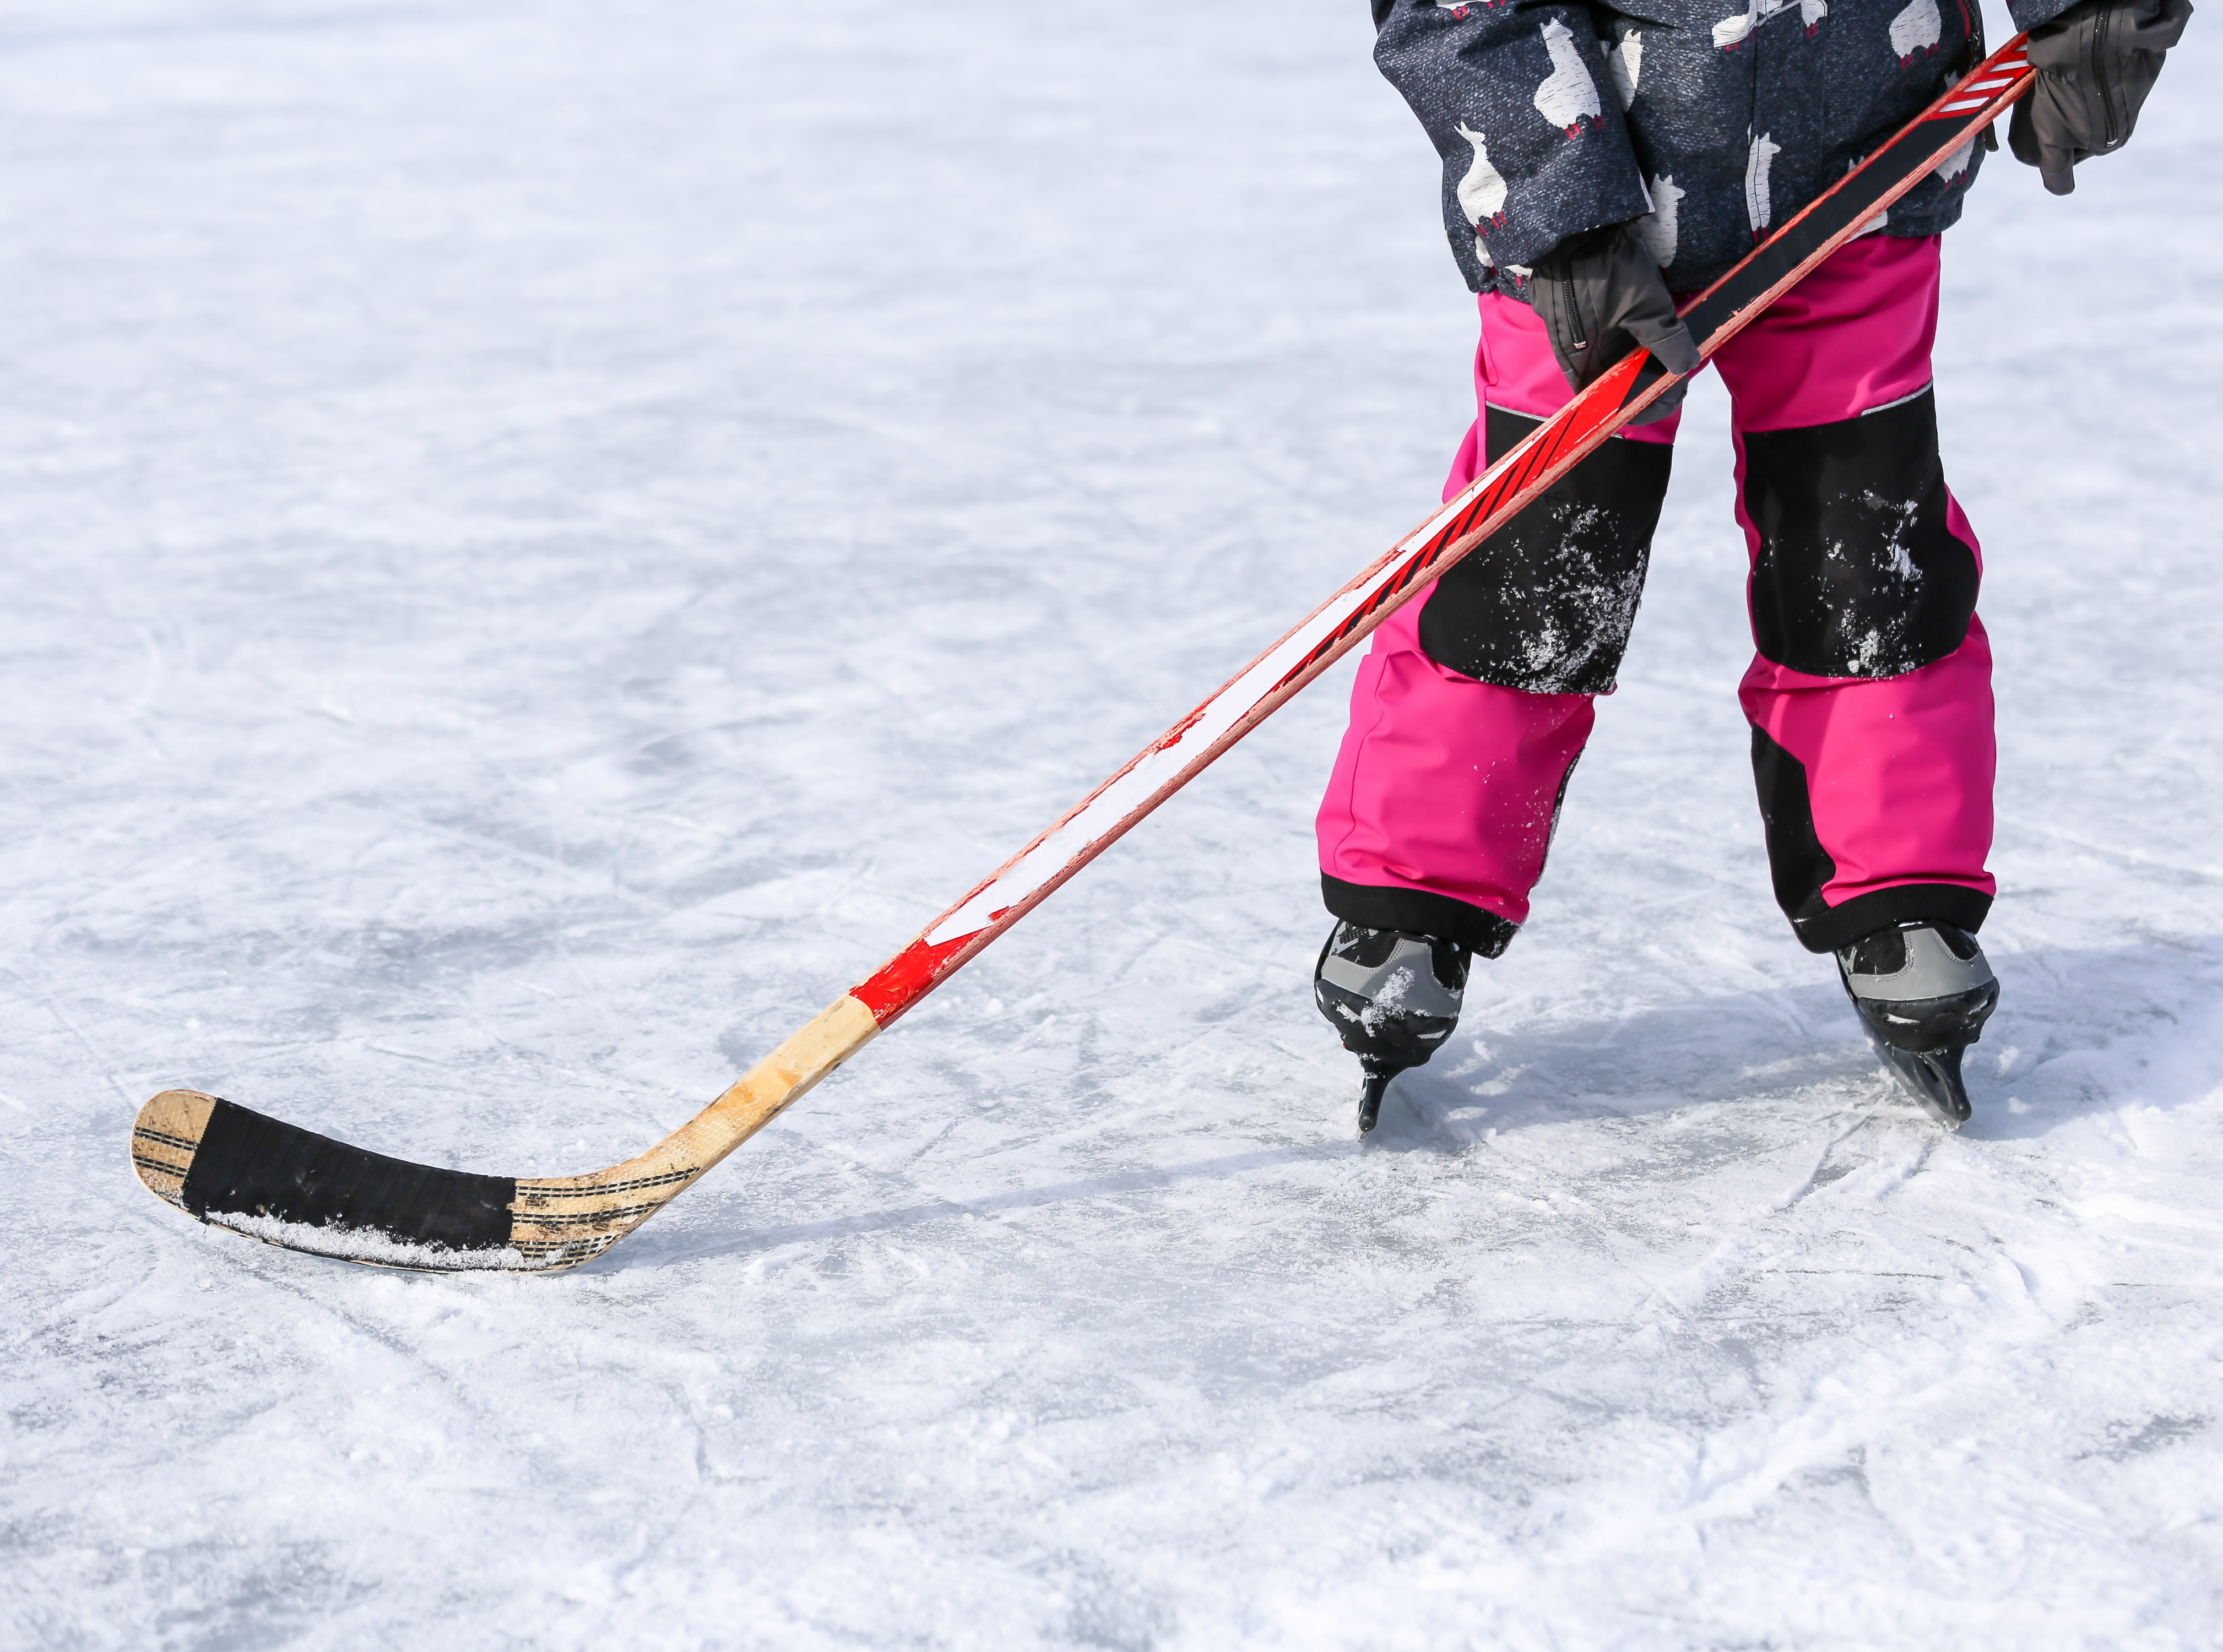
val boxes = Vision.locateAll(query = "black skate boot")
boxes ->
[1836,920,1999,1128]
[1314,922,1471,1135]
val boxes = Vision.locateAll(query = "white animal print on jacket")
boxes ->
[1745,132,1783,236]
[1889,0,1943,61]
[1533,18,1603,134]
[1607,33,1644,108]
[1455,123,1510,227]
[1635,173,1685,268]
[1712,0,1831,49]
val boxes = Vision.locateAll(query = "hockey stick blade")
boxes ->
[132,995,876,1271]
[132,40,2034,1271]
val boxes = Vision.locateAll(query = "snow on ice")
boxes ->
[202,1210,536,1273]
[2,1,2220,1646]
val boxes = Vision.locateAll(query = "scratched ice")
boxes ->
[3,3,2220,1647]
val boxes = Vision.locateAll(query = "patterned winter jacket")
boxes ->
[1374,0,2070,296]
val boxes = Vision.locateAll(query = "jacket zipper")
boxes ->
[1956,0,1983,66]
[2094,2,2121,149]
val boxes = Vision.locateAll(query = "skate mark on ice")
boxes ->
[1380,941,2223,1151]
[2079,1414,2210,1461]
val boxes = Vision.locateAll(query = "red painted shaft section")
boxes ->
[848,40,2034,1031]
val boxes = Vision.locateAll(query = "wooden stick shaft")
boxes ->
[696,995,880,1166]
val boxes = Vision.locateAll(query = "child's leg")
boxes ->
[1315,295,1678,953]
[1316,602,1592,954]
[1710,234,1996,952]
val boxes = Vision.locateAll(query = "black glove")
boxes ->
[2009,0,2192,194]
[1528,221,1701,425]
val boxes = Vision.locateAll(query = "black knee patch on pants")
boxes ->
[1752,724,1996,953]
[1419,406,1672,695]
[1742,389,1978,679]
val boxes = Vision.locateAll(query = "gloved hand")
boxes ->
[2010,0,2193,194]
[1528,221,1701,425]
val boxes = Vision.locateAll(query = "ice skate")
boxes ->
[1836,920,1999,1128]
[1314,922,1471,1135]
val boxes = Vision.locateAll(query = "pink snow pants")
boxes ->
[1317,234,1996,956]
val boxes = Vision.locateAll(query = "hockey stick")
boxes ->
[131,38,2036,1271]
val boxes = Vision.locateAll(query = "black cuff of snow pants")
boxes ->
[1790,884,1994,954]
[1320,874,1520,959]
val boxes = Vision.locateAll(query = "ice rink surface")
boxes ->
[4,2,2221,1645]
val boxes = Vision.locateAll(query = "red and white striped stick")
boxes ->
[847,33,2036,1036]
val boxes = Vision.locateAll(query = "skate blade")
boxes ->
[1357,1066,1401,1137]
[1867,1035,1972,1129]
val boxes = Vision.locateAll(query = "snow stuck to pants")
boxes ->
[2,2,2220,1646]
